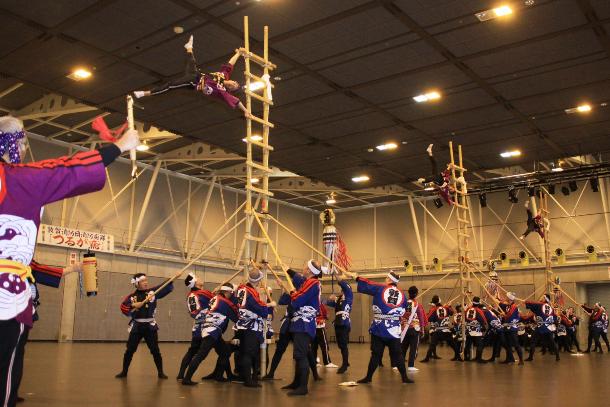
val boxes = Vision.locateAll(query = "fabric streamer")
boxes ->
[320,209,351,274]
[91,116,128,142]
[0,129,25,163]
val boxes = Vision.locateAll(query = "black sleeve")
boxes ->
[97,144,121,167]
[287,269,296,277]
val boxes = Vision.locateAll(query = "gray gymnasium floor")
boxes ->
[20,342,609,407]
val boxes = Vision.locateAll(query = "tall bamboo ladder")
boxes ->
[538,191,554,297]
[241,15,277,373]
[449,142,472,356]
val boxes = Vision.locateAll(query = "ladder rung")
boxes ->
[245,235,268,243]
[249,139,274,151]
[245,90,274,105]
[453,203,468,209]
[248,114,275,128]
[245,72,275,88]
[454,189,467,195]
[452,165,467,171]
[457,217,470,224]
[458,232,470,237]
[247,185,274,196]
[239,48,277,69]
[246,160,273,173]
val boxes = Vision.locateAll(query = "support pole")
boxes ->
[129,160,162,251]
[126,95,137,178]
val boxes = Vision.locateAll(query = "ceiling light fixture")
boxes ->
[475,5,513,21]
[565,104,592,114]
[500,150,521,158]
[352,175,370,183]
[67,68,92,81]
[251,177,260,184]
[242,135,263,142]
[376,142,398,151]
[413,91,441,103]
[424,186,435,191]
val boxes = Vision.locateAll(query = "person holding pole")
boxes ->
[116,272,178,379]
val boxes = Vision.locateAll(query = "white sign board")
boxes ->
[37,224,114,253]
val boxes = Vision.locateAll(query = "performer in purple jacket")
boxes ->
[0,115,139,407]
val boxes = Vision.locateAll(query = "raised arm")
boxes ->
[228,49,240,66]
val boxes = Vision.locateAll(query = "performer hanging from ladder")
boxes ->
[519,200,550,240]
[418,144,464,205]
[133,35,253,119]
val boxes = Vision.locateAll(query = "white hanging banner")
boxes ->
[37,224,114,253]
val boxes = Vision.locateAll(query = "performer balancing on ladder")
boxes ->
[133,35,252,118]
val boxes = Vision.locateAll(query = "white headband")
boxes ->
[248,272,264,283]
[507,292,516,301]
[307,260,322,276]
[131,275,146,286]
[187,273,197,289]
[387,272,399,284]
[220,284,234,293]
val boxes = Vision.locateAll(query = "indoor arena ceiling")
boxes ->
[1,0,610,209]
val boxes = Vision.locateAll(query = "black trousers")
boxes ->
[149,52,199,96]
[178,336,202,379]
[504,331,524,362]
[12,327,29,402]
[465,335,484,361]
[400,329,420,368]
[291,333,313,390]
[364,335,407,381]
[566,329,581,351]
[484,330,503,360]
[267,331,317,377]
[425,331,459,359]
[120,327,164,374]
[591,330,603,352]
[239,330,261,385]
[312,327,332,365]
[528,330,558,360]
[335,325,350,368]
[0,320,27,407]
[183,335,229,381]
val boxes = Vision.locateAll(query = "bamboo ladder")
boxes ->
[538,191,554,297]
[241,15,278,373]
[449,142,473,357]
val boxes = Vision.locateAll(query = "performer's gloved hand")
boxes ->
[132,301,144,310]
[328,294,337,302]
[231,338,240,346]
[115,129,140,153]
[268,301,277,308]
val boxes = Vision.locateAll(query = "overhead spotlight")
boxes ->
[433,198,443,208]
[242,135,263,142]
[251,177,260,184]
[547,184,556,195]
[500,150,521,158]
[508,186,518,203]
[424,186,435,191]
[561,185,570,196]
[376,142,398,151]
[413,91,441,103]
[326,192,337,205]
[479,193,487,208]
[565,104,592,114]
[475,5,513,21]
[527,186,536,197]
[590,177,599,193]
[569,181,578,192]
[351,175,370,183]
[67,67,93,81]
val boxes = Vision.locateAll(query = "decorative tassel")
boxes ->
[334,231,351,272]
[91,116,128,142]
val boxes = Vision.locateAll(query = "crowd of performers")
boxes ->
[111,264,609,399]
